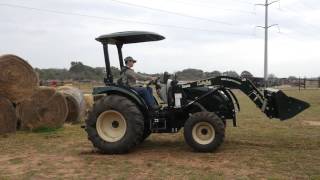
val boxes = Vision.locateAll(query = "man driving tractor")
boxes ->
[119,56,159,109]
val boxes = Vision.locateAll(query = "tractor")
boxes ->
[85,31,310,154]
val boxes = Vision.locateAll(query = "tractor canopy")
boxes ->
[96,31,165,45]
[96,31,165,85]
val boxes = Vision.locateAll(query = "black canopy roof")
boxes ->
[96,31,165,45]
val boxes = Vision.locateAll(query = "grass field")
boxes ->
[0,89,319,179]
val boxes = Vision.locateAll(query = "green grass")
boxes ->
[31,127,63,133]
[0,89,319,179]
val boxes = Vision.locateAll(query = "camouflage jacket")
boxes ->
[119,67,151,87]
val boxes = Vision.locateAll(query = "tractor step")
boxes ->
[150,118,167,131]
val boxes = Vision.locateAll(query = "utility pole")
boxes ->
[256,0,279,88]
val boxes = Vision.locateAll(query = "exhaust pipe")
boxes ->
[263,89,310,120]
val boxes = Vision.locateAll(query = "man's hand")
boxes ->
[148,76,157,81]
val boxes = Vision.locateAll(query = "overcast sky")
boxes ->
[0,0,319,77]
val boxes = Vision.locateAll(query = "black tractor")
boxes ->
[85,31,310,154]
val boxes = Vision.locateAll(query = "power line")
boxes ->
[160,0,255,14]
[272,8,320,40]
[277,32,310,43]
[228,0,256,5]
[191,0,254,5]
[296,0,317,10]
[107,0,234,26]
[0,3,254,37]
[277,5,320,34]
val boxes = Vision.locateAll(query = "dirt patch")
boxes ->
[0,151,88,179]
[303,121,320,126]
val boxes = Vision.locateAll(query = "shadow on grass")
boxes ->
[31,127,63,133]
[78,138,230,156]
[78,140,189,156]
[224,138,320,151]
[225,140,276,148]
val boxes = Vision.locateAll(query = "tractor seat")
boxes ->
[158,79,174,106]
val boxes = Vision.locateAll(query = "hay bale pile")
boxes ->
[0,54,39,103]
[57,86,86,123]
[0,97,17,134]
[17,87,68,130]
[0,54,89,133]
[0,54,40,133]
[84,94,94,111]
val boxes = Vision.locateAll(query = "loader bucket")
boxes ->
[264,89,310,120]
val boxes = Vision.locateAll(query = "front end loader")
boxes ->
[183,76,310,123]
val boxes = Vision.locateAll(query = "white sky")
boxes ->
[0,0,319,78]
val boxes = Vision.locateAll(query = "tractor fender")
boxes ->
[92,86,149,118]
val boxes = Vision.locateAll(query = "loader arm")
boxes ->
[181,76,310,120]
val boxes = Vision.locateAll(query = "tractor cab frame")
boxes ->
[95,31,165,85]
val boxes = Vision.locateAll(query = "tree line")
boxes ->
[35,61,120,81]
[35,61,261,81]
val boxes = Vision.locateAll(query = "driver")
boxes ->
[119,56,159,109]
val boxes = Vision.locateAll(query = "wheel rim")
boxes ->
[192,122,215,145]
[96,110,127,142]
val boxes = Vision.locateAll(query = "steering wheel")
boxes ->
[147,77,161,89]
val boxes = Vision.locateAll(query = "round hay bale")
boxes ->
[17,87,68,131]
[15,102,22,130]
[0,96,17,134]
[84,94,94,110]
[0,54,39,103]
[57,86,86,123]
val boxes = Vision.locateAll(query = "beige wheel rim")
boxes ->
[192,122,215,145]
[96,110,127,142]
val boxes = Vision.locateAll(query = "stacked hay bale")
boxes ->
[17,87,68,130]
[84,94,94,118]
[0,54,39,133]
[0,54,39,103]
[57,86,86,123]
[0,97,17,134]
[84,94,94,108]
[0,54,91,132]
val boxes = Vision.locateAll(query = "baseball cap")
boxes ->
[124,56,137,63]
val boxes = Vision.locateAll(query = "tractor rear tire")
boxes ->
[141,128,151,142]
[85,95,144,154]
[184,112,225,152]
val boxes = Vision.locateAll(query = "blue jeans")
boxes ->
[133,87,156,108]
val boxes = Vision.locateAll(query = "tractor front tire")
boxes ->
[85,95,144,154]
[184,112,225,152]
